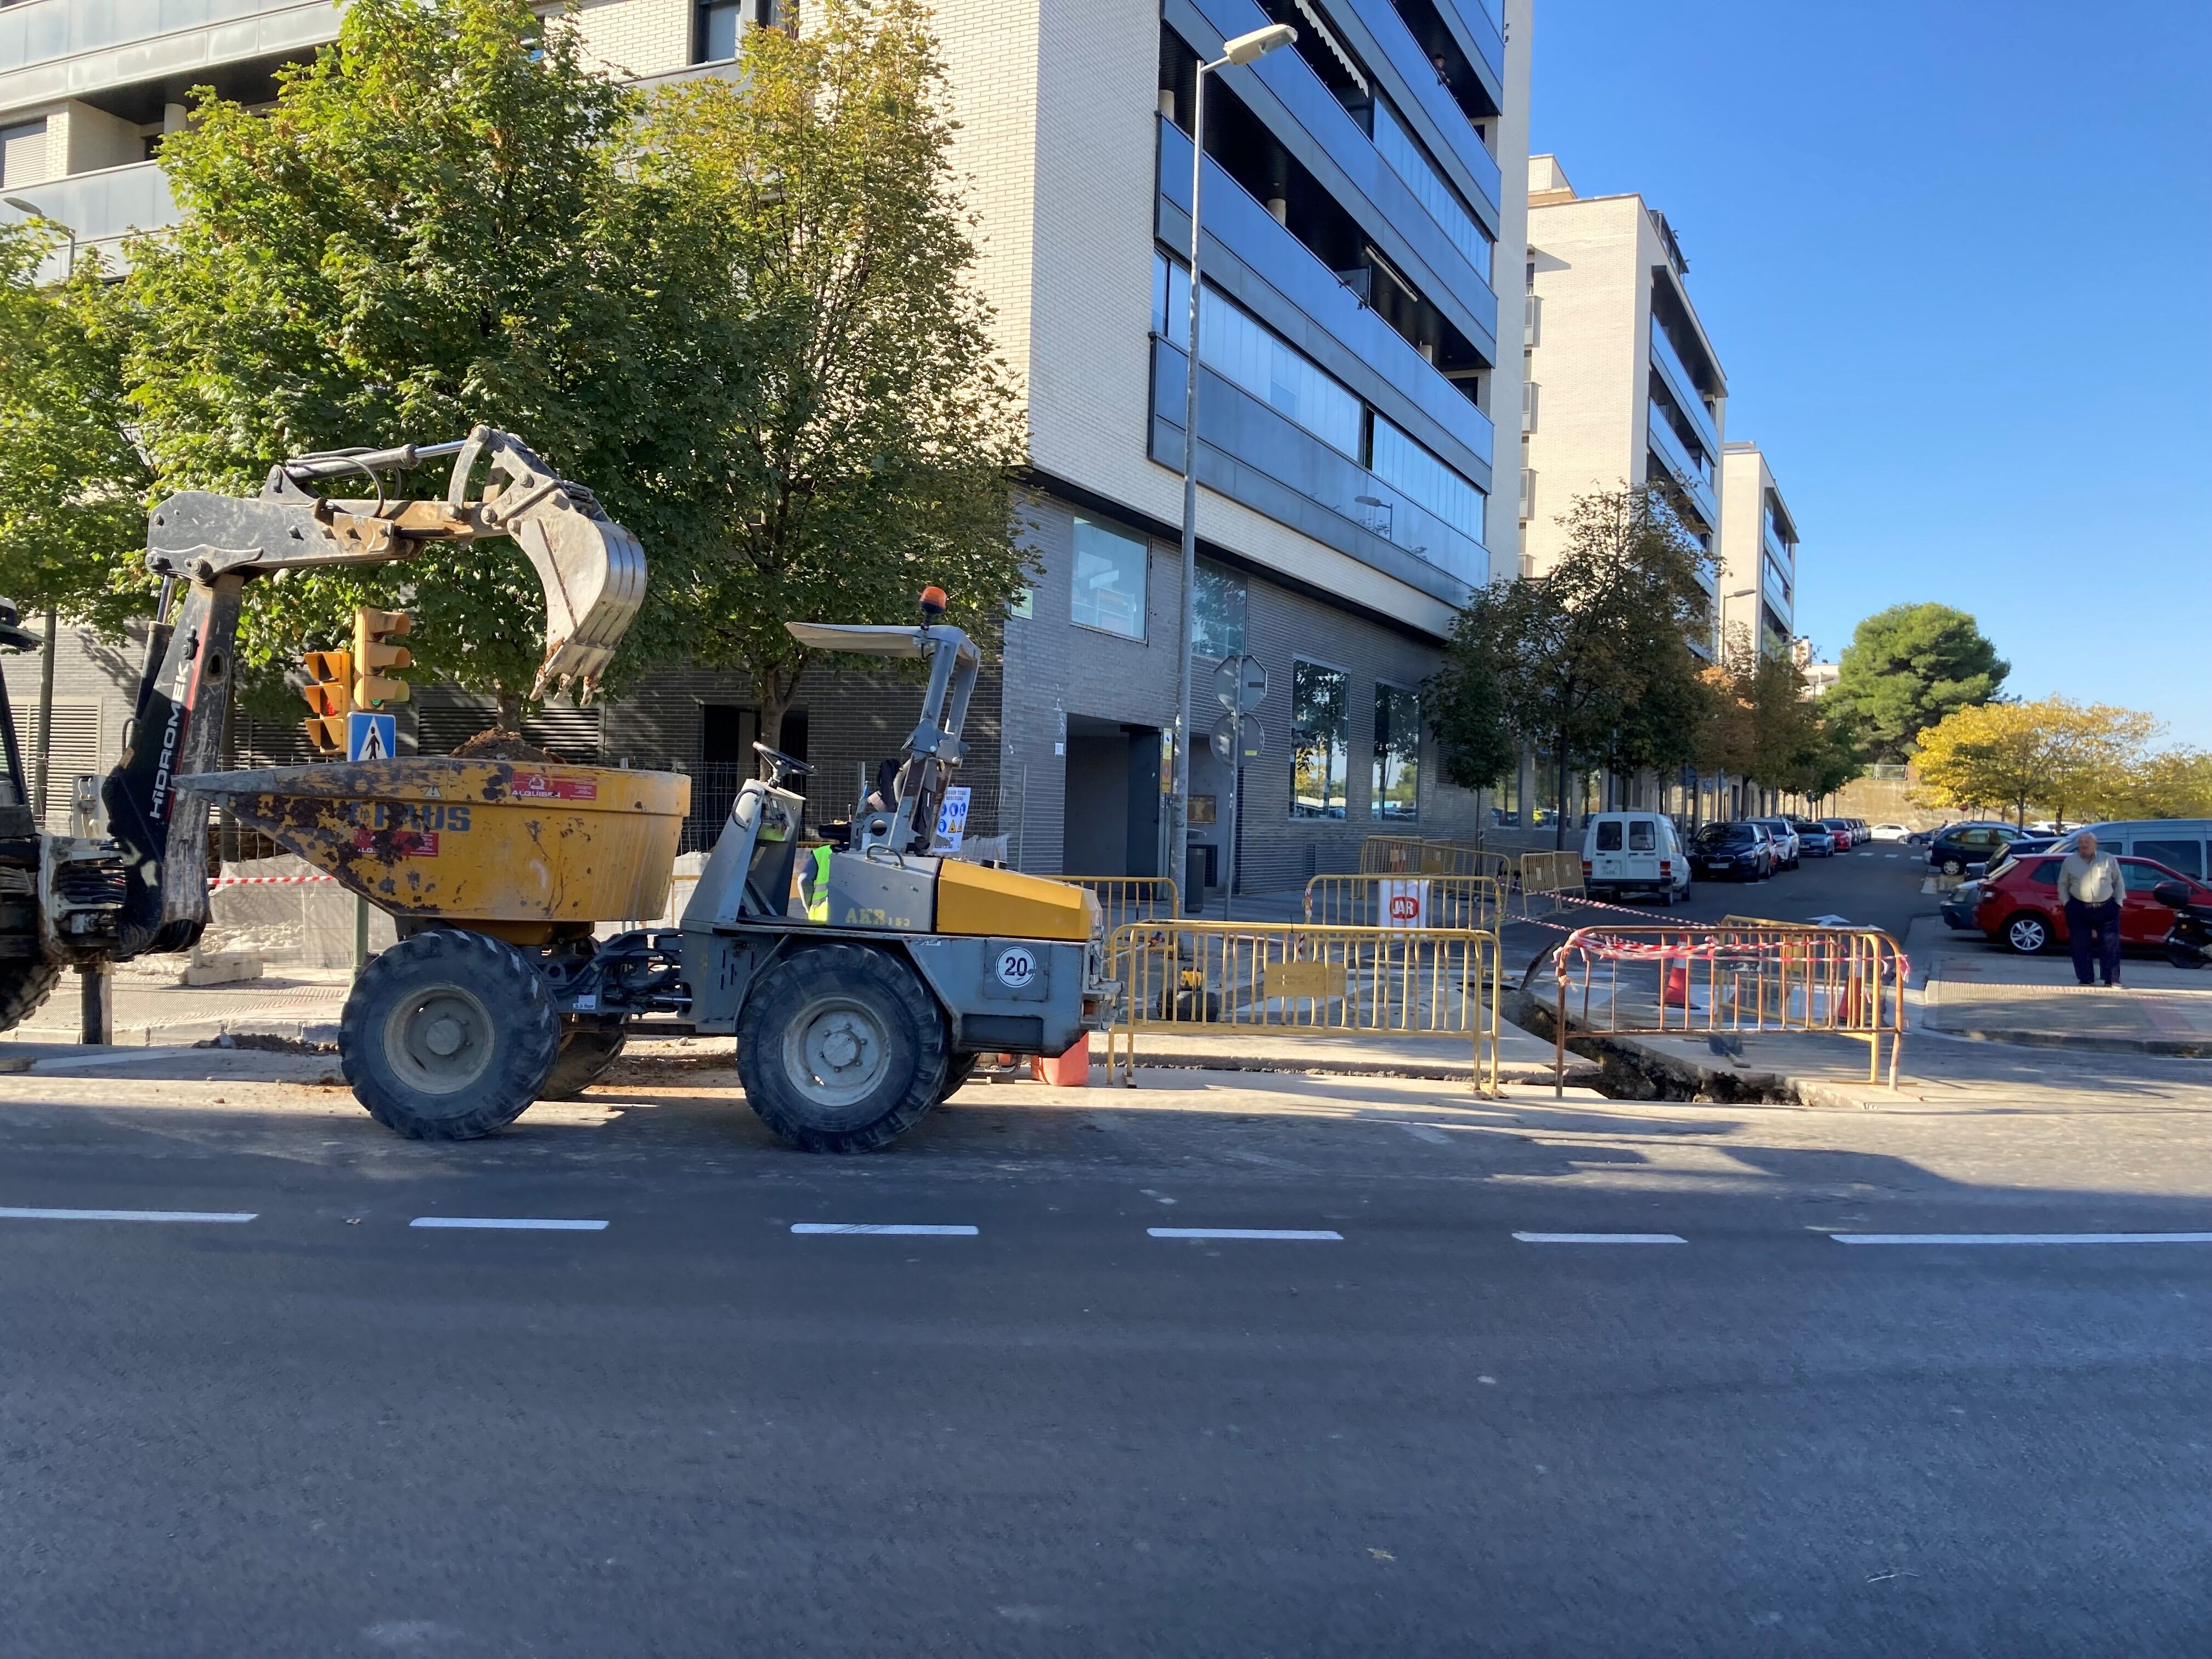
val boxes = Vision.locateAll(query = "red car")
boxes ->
[1974,854,2212,955]
[1820,817,1855,850]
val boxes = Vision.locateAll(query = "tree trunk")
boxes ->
[1555,744,1569,850]
[494,686,526,734]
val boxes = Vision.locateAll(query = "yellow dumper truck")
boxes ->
[0,430,1113,1151]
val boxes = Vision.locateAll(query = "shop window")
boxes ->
[1371,684,1419,821]
[1070,517,1148,639]
[1291,660,1350,819]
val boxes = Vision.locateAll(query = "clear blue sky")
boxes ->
[1529,0,2212,744]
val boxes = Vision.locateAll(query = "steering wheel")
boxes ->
[753,741,815,782]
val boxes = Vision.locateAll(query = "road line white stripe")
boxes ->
[409,1217,608,1232]
[790,1223,979,1236]
[1513,1231,1686,1244]
[1148,1227,1342,1240]
[1833,1232,2212,1246]
[0,1206,257,1223]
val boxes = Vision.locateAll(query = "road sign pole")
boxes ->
[352,894,368,978]
[1223,709,1238,923]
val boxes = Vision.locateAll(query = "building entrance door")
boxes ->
[1061,716,1160,877]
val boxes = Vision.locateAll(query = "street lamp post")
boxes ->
[4,200,81,828]
[1168,22,1295,900]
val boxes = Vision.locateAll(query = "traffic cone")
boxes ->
[1662,952,1690,1010]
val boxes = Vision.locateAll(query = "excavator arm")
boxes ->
[88,427,645,960]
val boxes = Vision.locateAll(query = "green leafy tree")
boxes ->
[1427,487,1716,847]
[119,0,709,727]
[1831,602,2007,764]
[0,226,153,634]
[633,0,1031,764]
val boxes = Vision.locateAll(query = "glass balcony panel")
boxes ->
[1371,99,1490,281]
[1646,321,1719,456]
[1339,0,1502,215]
[1153,337,1486,590]
[1645,413,1718,529]
[2,159,176,275]
[0,1,313,69]
[1158,117,1492,471]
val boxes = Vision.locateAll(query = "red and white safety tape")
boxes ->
[207,873,339,888]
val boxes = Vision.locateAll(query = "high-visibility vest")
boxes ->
[805,845,832,922]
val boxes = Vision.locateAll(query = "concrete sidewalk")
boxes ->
[1918,923,2212,1056]
[1,968,353,1047]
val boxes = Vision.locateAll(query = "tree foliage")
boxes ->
[1696,628,1862,802]
[0,226,152,632]
[633,0,1031,758]
[118,0,710,721]
[1912,697,2157,826]
[1831,602,2006,764]
[1426,487,1714,845]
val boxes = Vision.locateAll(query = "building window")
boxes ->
[1193,561,1246,658]
[1291,660,1350,819]
[1372,684,1419,821]
[1070,516,1148,639]
[1370,414,1486,546]
[1154,252,1362,459]
[696,1,744,63]
[0,119,47,191]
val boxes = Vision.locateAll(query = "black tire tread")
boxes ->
[539,1020,628,1100]
[0,957,59,1035]
[339,929,559,1140]
[736,944,947,1153]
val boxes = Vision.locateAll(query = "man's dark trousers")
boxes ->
[2066,898,2123,985]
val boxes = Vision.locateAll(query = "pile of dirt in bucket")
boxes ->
[448,728,561,764]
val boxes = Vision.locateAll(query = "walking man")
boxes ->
[2056,831,2126,988]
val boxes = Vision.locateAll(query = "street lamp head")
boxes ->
[3,196,42,217]
[1220,24,1296,65]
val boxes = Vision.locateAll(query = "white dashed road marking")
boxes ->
[410,1217,608,1232]
[1833,1232,2212,1246]
[791,1223,979,1236]
[0,1206,257,1223]
[1149,1227,1343,1240]
[1514,1232,1687,1245]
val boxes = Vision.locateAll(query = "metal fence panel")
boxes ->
[1551,923,1906,1091]
[1105,919,1502,1092]
[1065,877,1181,936]
[1357,836,1504,881]
[1304,872,1503,931]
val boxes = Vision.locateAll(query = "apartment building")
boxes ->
[0,0,1531,891]
[1519,152,1725,653]
[1717,442,1798,659]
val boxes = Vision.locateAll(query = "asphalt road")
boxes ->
[2,1034,2207,1657]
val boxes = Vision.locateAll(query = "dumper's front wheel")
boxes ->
[340,930,560,1139]
[736,944,948,1153]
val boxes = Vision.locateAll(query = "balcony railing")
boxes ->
[1763,517,1792,570]
[1152,337,1486,594]
[1645,408,1718,529]
[2,160,176,277]
[1340,0,1502,217]
[0,0,338,122]
[1158,116,1492,472]
[1647,320,1719,456]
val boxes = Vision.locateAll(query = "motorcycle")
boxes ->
[2151,880,2212,970]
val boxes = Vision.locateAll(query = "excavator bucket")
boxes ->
[447,431,646,701]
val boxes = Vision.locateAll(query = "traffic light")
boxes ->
[352,607,412,708]
[301,648,352,753]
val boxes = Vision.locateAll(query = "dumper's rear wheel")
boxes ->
[340,930,560,1139]
[0,958,60,1035]
[539,1018,628,1099]
[736,944,948,1153]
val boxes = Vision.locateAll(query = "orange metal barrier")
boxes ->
[1304,871,1503,930]
[1551,923,1906,1093]
[1064,876,1181,936]
[1357,836,1505,881]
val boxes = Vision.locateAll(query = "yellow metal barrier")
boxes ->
[1303,871,1503,931]
[1357,836,1503,880]
[1517,850,1585,913]
[1064,876,1181,936]
[1551,922,1906,1092]
[1104,919,1502,1093]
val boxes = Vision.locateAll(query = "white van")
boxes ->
[2052,820,2212,881]
[1581,811,1690,905]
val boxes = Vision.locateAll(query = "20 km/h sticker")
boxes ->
[994,945,1037,988]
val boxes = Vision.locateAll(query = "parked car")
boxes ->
[1926,821,2019,877]
[1690,820,1774,881]
[1870,822,1911,842]
[1749,817,1801,870]
[1791,817,1837,857]
[1973,854,2212,955]
[1940,879,1983,931]
[2049,819,2212,883]
[1980,833,2059,881]
[1580,811,1690,904]
[1819,817,1855,851]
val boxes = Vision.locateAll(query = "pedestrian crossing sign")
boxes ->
[347,711,397,762]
